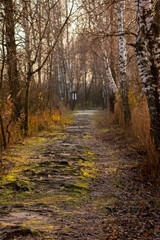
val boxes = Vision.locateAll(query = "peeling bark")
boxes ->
[135,0,160,151]
[117,0,131,125]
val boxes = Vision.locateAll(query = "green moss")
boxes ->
[0,222,13,227]
[62,183,90,195]
[22,219,58,233]
[61,226,71,232]
[3,172,19,182]
[23,169,36,176]
[85,151,94,155]
[4,180,35,192]
[83,146,91,150]
[0,114,102,235]
[6,153,18,158]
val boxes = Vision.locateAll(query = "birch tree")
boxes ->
[117,0,131,125]
[83,0,118,111]
[135,0,160,151]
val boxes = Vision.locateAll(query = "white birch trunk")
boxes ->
[117,0,131,125]
[135,0,160,150]
[103,47,118,93]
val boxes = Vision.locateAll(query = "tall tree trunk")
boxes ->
[84,70,87,105]
[3,0,21,119]
[103,48,117,112]
[65,0,72,106]
[117,0,131,125]
[38,2,42,88]
[0,114,6,149]
[59,36,67,102]
[0,22,7,148]
[56,49,64,101]
[135,0,160,151]
[22,0,32,136]
[93,58,106,108]
[109,6,116,113]
[24,68,32,136]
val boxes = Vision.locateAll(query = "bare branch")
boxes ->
[31,4,73,75]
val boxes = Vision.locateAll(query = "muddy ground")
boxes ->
[0,110,160,240]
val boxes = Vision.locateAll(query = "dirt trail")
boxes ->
[0,110,160,240]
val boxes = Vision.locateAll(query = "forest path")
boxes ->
[0,110,160,240]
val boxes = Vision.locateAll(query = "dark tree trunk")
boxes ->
[3,0,21,119]
[109,90,115,113]
[24,66,32,136]
[0,113,7,149]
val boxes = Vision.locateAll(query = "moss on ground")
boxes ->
[0,122,100,238]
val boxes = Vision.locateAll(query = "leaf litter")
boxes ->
[0,110,160,239]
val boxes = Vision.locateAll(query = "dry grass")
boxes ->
[28,107,71,136]
[95,97,160,179]
[28,109,62,135]
[131,97,150,150]
[141,142,160,179]
[94,102,124,128]
[131,98,160,178]
[0,106,71,146]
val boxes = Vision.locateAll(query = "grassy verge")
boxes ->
[94,101,160,181]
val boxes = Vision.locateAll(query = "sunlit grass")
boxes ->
[94,97,160,179]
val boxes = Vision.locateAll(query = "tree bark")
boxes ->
[0,22,7,148]
[135,0,160,151]
[117,0,131,125]
[3,0,21,119]
[65,0,72,106]
[0,113,7,149]
[24,69,31,136]
[22,0,32,136]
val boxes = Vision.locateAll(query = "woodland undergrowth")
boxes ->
[96,96,160,180]
[0,104,71,151]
